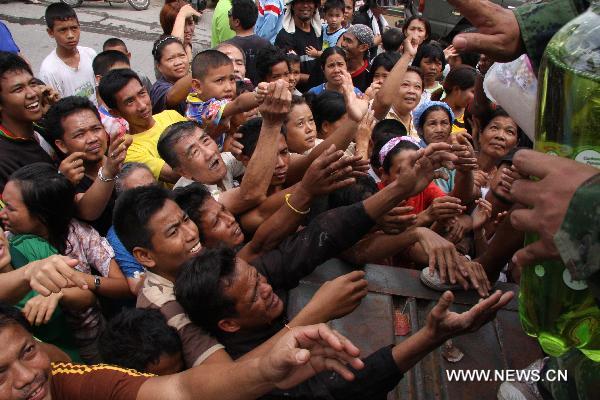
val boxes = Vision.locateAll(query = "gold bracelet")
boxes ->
[284,193,310,215]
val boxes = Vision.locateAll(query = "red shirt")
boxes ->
[377,182,445,214]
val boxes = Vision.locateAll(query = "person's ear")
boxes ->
[54,139,69,155]
[46,28,55,39]
[376,166,384,179]
[95,74,102,87]
[191,78,203,97]
[321,121,331,138]
[218,318,241,333]
[127,52,132,60]
[132,247,156,269]
[359,43,369,53]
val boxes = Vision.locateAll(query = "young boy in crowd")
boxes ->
[255,45,290,84]
[39,3,97,105]
[306,0,347,58]
[285,52,303,96]
[102,37,153,93]
[186,50,267,146]
[99,308,183,375]
[92,50,131,138]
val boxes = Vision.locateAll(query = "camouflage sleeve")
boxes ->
[554,173,600,283]
[513,0,590,70]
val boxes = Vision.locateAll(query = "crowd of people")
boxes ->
[0,0,597,399]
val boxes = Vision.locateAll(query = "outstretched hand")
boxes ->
[259,80,291,124]
[23,255,89,296]
[425,290,514,343]
[301,145,369,197]
[448,0,524,62]
[509,149,599,268]
[340,71,368,122]
[260,323,364,389]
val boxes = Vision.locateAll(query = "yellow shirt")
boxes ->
[451,113,466,134]
[384,106,419,140]
[124,110,186,180]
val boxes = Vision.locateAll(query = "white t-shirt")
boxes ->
[39,46,97,105]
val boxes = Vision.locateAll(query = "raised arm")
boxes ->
[286,72,369,183]
[75,135,131,221]
[219,81,290,215]
[238,147,366,262]
[137,324,363,400]
[372,37,417,120]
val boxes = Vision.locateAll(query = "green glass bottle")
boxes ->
[519,1,600,361]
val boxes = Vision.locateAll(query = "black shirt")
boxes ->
[225,35,272,86]
[219,202,374,358]
[275,26,323,92]
[351,59,371,93]
[0,134,54,192]
[75,175,117,236]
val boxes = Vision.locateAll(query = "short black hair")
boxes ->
[103,37,127,51]
[113,185,172,253]
[381,28,404,52]
[370,119,406,169]
[99,308,182,373]
[92,50,131,77]
[0,302,31,333]
[319,46,347,69]
[98,68,143,110]
[0,52,33,98]
[238,117,286,158]
[172,182,212,242]
[255,45,287,82]
[157,120,200,169]
[412,43,446,71]
[45,96,102,142]
[45,2,78,29]
[175,247,239,336]
[231,0,258,30]
[323,0,345,14]
[284,52,301,66]
[456,51,480,68]
[369,51,401,82]
[310,90,346,132]
[192,49,232,80]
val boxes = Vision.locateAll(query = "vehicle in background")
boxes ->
[380,0,524,43]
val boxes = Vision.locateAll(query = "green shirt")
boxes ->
[211,0,236,47]
[9,234,81,362]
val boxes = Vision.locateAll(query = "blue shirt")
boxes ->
[307,83,362,96]
[106,226,145,278]
[322,25,346,49]
[0,22,19,53]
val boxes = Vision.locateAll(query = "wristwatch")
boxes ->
[93,275,101,290]
[97,166,116,182]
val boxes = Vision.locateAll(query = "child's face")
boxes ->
[420,57,443,85]
[372,66,390,85]
[343,0,354,25]
[383,149,417,184]
[0,69,43,124]
[266,61,290,84]
[285,103,317,154]
[288,62,301,91]
[326,8,344,30]
[192,63,236,100]
[47,18,80,51]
